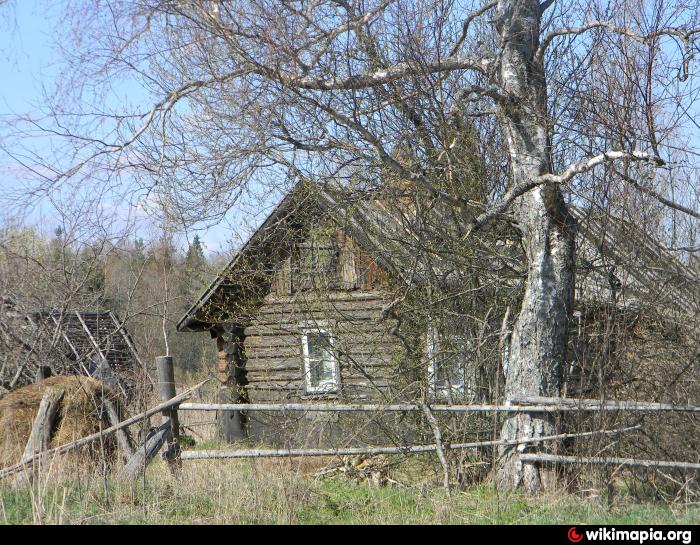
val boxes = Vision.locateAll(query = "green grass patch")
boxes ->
[1,462,698,525]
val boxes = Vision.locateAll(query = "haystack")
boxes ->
[0,375,126,475]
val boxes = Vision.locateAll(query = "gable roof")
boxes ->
[177,182,317,331]
[177,182,699,332]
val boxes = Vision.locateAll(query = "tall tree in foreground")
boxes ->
[488,1,576,491]
[2,0,698,492]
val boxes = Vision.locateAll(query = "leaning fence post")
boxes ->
[156,356,181,473]
[14,386,65,487]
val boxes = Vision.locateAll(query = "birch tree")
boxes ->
[2,0,699,492]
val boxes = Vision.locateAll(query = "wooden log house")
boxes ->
[177,182,699,444]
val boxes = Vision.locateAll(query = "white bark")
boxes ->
[492,0,577,493]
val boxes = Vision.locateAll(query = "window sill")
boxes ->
[301,391,339,400]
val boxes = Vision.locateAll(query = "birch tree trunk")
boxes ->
[493,0,576,493]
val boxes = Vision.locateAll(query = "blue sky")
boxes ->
[1,2,696,255]
[0,2,55,116]
[0,0,251,256]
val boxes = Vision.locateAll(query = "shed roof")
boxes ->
[31,309,143,375]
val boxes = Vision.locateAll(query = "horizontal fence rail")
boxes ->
[179,398,700,413]
[0,379,208,480]
[509,395,700,412]
[181,426,639,461]
[521,454,700,471]
[3,352,697,484]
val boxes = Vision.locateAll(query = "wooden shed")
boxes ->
[1,300,144,399]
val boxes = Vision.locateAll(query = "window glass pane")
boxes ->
[429,321,468,400]
[305,332,336,389]
[309,358,334,384]
[307,332,329,360]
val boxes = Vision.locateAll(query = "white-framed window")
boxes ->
[301,328,339,394]
[427,322,468,402]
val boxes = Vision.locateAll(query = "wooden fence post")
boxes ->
[156,356,181,473]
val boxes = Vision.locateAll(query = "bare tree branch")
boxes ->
[469,150,663,233]
[537,20,700,63]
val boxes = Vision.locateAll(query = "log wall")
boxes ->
[242,290,400,402]
[213,228,404,445]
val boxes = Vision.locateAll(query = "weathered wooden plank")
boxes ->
[119,420,171,480]
[103,398,134,460]
[156,356,181,474]
[246,351,397,367]
[178,397,699,413]
[341,384,391,393]
[180,426,636,460]
[246,309,387,326]
[246,345,396,361]
[245,360,302,372]
[339,239,358,289]
[14,387,65,486]
[262,291,388,305]
[176,402,485,412]
[274,256,292,296]
[520,453,700,471]
[245,346,303,359]
[510,395,700,412]
[22,387,65,457]
[245,334,399,350]
[341,372,393,382]
[245,354,395,371]
[244,326,299,337]
[244,378,390,391]
[341,381,391,390]
[181,443,455,460]
[256,300,387,315]
[246,314,384,331]
[257,296,387,310]
[244,321,397,337]
[246,371,392,386]
[247,385,304,394]
[246,371,304,382]
[245,384,307,391]
[343,356,397,367]
[245,335,305,348]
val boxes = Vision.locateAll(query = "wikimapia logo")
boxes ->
[567,527,693,544]
[569,528,584,543]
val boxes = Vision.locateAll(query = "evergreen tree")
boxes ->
[181,235,208,302]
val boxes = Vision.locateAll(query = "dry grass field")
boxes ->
[1,453,699,525]
[1,377,698,525]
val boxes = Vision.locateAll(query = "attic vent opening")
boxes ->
[293,241,340,292]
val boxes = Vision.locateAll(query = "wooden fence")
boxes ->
[1,356,698,483]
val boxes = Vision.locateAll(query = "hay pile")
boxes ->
[0,375,125,474]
